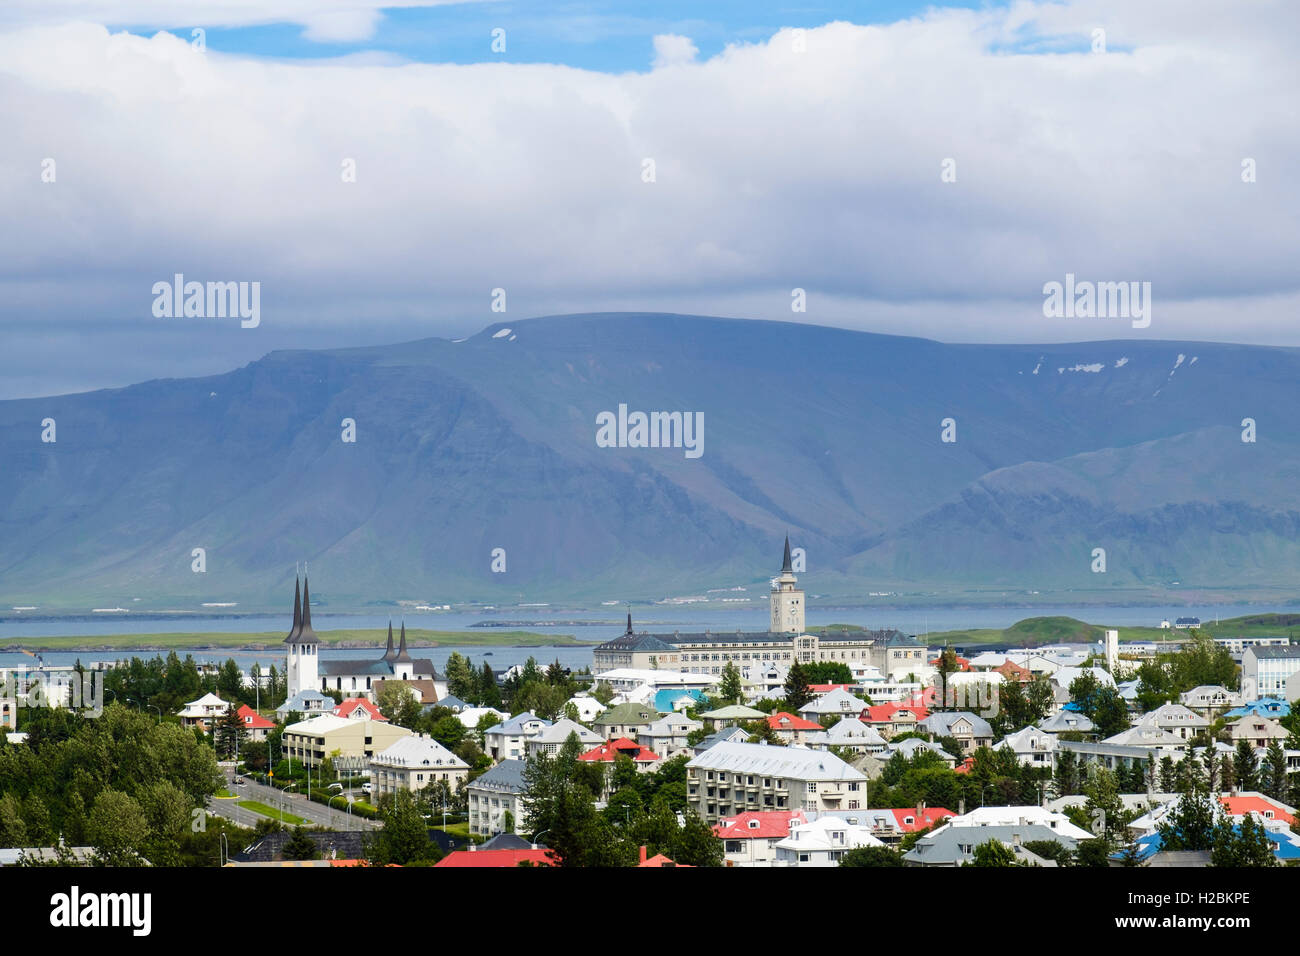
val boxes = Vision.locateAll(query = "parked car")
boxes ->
[328,783,344,792]
[361,783,373,794]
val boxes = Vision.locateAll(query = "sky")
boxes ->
[0,0,1297,398]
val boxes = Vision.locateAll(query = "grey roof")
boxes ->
[319,657,438,678]
[479,832,535,851]
[1246,645,1300,659]
[918,711,993,738]
[687,741,866,781]
[275,689,333,714]
[435,695,469,712]
[469,759,528,794]
[234,830,368,863]
[692,727,749,753]
[904,824,1080,865]
[486,712,551,735]
[1039,710,1095,733]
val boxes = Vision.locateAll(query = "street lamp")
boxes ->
[531,828,549,849]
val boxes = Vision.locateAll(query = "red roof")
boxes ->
[713,810,810,840]
[808,683,854,693]
[877,808,955,832]
[334,698,388,721]
[435,849,555,867]
[862,702,929,723]
[953,757,976,775]
[578,738,661,763]
[765,712,822,731]
[638,846,693,867]
[1221,796,1295,825]
[928,655,970,671]
[995,660,1033,681]
[237,704,275,730]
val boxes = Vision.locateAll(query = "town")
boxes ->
[1,540,1297,869]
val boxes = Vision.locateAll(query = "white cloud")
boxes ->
[0,1,474,41]
[0,3,1297,396]
[652,33,698,68]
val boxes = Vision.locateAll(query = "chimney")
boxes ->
[958,798,965,816]
[639,845,648,865]
[916,801,923,819]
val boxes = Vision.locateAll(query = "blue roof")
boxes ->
[654,688,705,713]
[1224,698,1290,719]
[1062,701,1083,712]
[1118,825,1300,862]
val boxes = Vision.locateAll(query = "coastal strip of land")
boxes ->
[0,627,594,653]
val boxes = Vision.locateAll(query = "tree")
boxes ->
[718,662,743,704]
[368,790,437,865]
[1157,789,1220,852]
[214,706,247,759]
[592,682,615,707]
[282,826,320,860]
[445,652,474,701]
[783,661,812,711]
[1233,741,1259,792]
[1261,741,1289,800]
[216,658,244,702]
[840,845,904,867]
[672,810,724,867]
[501,809,515,834]
[1054,749,1080,797]
[1133,660,1176,712]
[967,840,1024,867]
[377,682,422,729]
[87,789,150,866]
[478,662,502,708]
[514,681,569,721]
[934,646,960,712]
[1210,812,1278,867]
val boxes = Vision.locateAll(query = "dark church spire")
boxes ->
[296,575,319,644]
[781,534,793,574]
[382,621,396,662]
[395,622,412,663]
[283,576,302,645]
[626,611,633,635]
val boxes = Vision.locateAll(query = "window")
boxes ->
[807,782,817,793]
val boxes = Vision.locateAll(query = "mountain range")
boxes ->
[2,312,1298,610]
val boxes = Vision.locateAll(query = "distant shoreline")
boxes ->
[0,628,597,653]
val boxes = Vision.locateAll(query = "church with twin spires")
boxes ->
[283,574,443,702]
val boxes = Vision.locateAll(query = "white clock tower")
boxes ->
[770,536,805,634]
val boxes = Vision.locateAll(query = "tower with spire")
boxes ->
[284,574,321,697]
[770,535,805,634]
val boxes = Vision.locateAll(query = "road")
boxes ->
[207,774,381,832]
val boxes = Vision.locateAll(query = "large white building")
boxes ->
[369,734,469,800]
[592,541,924,676]
[1244,645,1300,700]
[686,741,868,823]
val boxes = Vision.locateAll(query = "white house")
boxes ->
[457,706,509,729]
[1243,646,1300,700]
[686,742,868,823]
[1142,703,1209,740]
[525,718,602,758]
[821,717,888,755]
[936,806,1093,841]
[467,759,528,837]
[639,712,703,760]
[565,696,606,722]
[177,692,229,732]
[369,734,469,800]
[483,712,551,762]
[773,816,886,866]
[797,688,870,722]
[997,725,1058,770]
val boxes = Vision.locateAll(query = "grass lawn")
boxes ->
[214,789,237,799]
[237,800,306,825]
